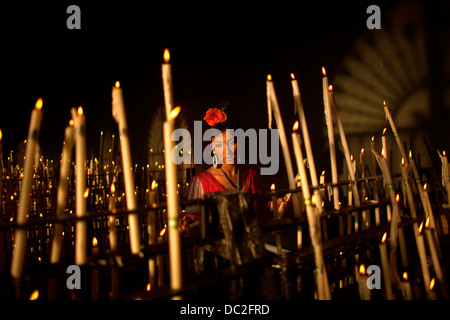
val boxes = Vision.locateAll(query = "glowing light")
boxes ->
[403,271,408,281]
[425,217,430,229]
[371,136,374,142]
[270,183,275,191]
[29,289,39,300]
[35,98,43,110]
[401,157,405,166]
[381,232,387,244]
[111,182,115,194]
[290,73,295,80]
[0,129,2,142]
[169,106,181,120]
[293,121,299,131]
[92,237,98,247]
[115,81,120,88]
[159,226,167,237]
[146,283,151,291]
[328,84,333,92]
[423,183,428,191]
[409,150,413,159]
[163,48,170,63]
[311,194,317,207]
[77,106,83,116]
[361,148,364,154]
[430,277,435,291]
[381,148,385,157]
[359,264,366,275]
[267,74,272,81]
[69,119,74,127]
[83,188,90,198]
[396,194,400,203]
[418,221,424,234]
[151,180,157,191]
[382,127,387,135]
[322,67,326,76]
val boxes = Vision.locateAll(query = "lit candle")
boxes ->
[371,136,380,226]
[416,221,433,299]
[424,218,449,299]
[163,106,182,297]
[91,236,99,299]
[438,150,450,205]
[400,272,413,300]
[162,48,174,121]
[148,180,157,288]
[108,182,118,251]
[270,183,282,255]
[10,98,43,279]
[356,264,371,300]
[112,81,141,254]
[328,83,361,207]
[266,75,301,224]
[382,127,387,162]
[71,106,88,266]
[291,73,324,218]
[383,101,407,162]
[379,232,394,300]
[292,122,330,299]
[322,69,340,212]
[422,183,441,254]
[50,119,75,264]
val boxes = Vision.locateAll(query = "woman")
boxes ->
[179,107,288,233]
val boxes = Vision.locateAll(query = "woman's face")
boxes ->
[212,130,237,165]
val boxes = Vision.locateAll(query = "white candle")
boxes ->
[10,98,43,279]
[438,150,450,205]
[148,180,157,288]
[328,83,361,207]
[379,232,394,300]
[162,48,174,121]
[383,101,407,162]
[163,106,182,297]
[424,218,449,299]
[400,272,413,300]
[72,106,88,266]
[291,122,330,300]
[356,264,371,300]
[371,136,381,226]
[108,182,118,251]
[382,128,387,162]
[50,120,75,264]
[266,75,302,224]
[416,221,433,298]
[322,69,340,212]
[291,73,324,213]
[112,81,141,254]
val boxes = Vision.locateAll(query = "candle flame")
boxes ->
[267,74,272,81]
[418,221,424,234]
[169,106,181,120]
[35,98,43,110]
[159,226,167,237]
[270,183,275,191]
[111,182,115,194]
[430,277,435,291]
[359,264,366,275]
[381,232,387,244]
[381,148,385,157]
[350,154,353,161]
[0,129,2,142]
[444,150,446,157]
[77,106,84,116]
[423,183,427,191]
[84,188,90,198]
[311,194,317,206]
[290,73,295,80]
[293,121,299,131]
[322,67,326,76]
[361,148,364,154]
[146,283,151,291]
[92,236,98,247]
[115,81,120,88]
[409,150,413,159]
[69,119,74,127]
[382,127,387,135]
[401,157,405,166]
[29,289,39,300]
[328,84,333,92]
[321,170,325,176]
[425,217,430,229]
[163,48,170,63]
[403,271,408,281]
[371,136,374,142]
[151,180,157,191]
[396,193,400,203]
[383,100,387,106]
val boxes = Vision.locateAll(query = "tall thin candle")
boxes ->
[112,81,141,254]
[10,98,43,279]
[162,48,174,121]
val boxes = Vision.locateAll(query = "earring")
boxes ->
[212,152,218,169]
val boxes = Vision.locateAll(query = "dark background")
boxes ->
[0,0,444,191]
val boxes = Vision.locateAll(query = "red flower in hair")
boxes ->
[203,108,227,126]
